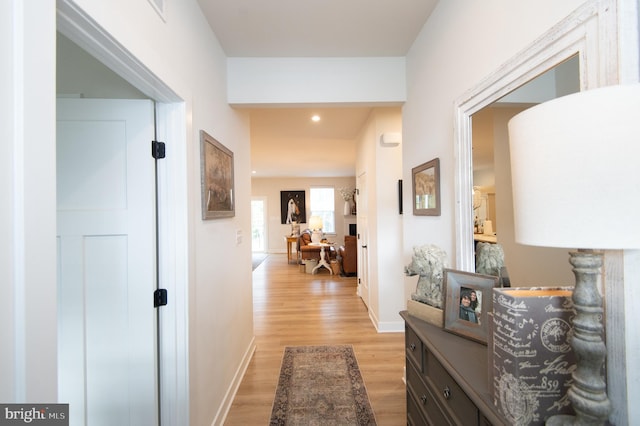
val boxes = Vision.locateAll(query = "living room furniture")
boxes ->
[309,242,333,274]
[284,235,298,264]
[401,311,506,426]
[298,229,335,263]
[338,235,357,276]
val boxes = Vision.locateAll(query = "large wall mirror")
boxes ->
[453,0,619,280]
[470,56,579,286]
[453,1,626,421]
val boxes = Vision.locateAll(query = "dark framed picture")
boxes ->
[442,268,499,344]
[398,179,403,215]
[200,130,234,220]
[280,191,306,224]
[412,158,441,216]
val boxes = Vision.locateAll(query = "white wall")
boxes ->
[251,177,357,253]
[355,108,404,331]
[228,57,406,105]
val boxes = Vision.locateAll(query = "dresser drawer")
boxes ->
[407,389,428,426]
[424,347,479,425]
[406,356,450,426]
[405,324,422,370]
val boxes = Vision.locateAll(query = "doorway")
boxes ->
[57,4,189,425]
[251,197,267,252]
[356,172,369,308]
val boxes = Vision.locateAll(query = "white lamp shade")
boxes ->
[508,84,640,249]
[309,215,323,231]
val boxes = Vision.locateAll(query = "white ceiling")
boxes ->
[197,0,439,177]
[197,0,438,58]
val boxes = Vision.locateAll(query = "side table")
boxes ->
[308,242,333,274]
[284,236,298,264]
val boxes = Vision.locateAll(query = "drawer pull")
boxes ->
[443,386,451,400]
[420,394,428,405]
[409,342,416,352]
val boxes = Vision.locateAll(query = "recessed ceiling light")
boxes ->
[252,170,257,174]
[311,115,321,122]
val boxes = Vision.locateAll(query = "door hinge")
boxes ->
[154,289,168,307]
[152,141,166,159]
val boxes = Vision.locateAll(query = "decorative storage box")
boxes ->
[491,287,576,425]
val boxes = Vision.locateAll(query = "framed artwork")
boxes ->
[200,130,234,220]
[280,191,306,224]
[398,179,403,215]
[412,158,441,216]
[442,268,499,345]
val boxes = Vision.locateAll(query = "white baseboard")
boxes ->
[213,337,257,426]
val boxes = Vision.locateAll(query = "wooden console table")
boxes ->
[401,311,506,425]
[284,235,298,264]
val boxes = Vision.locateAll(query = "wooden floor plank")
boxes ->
[223,254,406,425]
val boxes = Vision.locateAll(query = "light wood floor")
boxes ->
[224,254,407,425]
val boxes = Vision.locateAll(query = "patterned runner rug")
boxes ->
[270,345,377,425]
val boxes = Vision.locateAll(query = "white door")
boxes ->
[57,98,158,426]
[356,172,370,309]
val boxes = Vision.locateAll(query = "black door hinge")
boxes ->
[154,289,168,307]
[152,141,166,159]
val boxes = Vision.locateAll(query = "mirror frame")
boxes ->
[453,0,619,272]
[453,0,628,421]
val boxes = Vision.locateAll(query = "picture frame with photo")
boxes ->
[442,268,499,344]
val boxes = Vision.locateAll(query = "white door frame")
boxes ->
[57,2,189,425]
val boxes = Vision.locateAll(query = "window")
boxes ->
[310,187,335,234]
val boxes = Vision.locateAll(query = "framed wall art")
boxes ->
[412,158,441,216]
[280,190,306,224]
[442,268,499,344]
[200,130,234,220]
[398,179,403,215]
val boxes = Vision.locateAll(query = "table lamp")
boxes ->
[309,215,323,244]
[507,83,640,425]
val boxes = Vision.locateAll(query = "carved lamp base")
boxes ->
[546,251,611,426]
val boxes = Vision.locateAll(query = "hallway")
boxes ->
[224,254,406,425]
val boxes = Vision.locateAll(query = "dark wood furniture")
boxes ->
[401,311,506,426]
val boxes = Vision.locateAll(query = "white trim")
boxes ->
[146,0,166,23]
[11,0,27,400]
[56,0,180,103]
[56,2,189,425]
[214,338,257,425]
[155,102,190,426]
